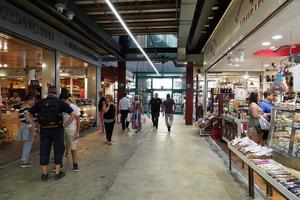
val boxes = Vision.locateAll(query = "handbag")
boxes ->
[258,116,270,130]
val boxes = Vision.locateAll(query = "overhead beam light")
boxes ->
[105,0,160,75]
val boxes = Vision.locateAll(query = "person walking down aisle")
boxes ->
[162,94,176,132]
[16,95,36,168]
[60,92,81,172]
[98,91,106,135]
[149,93,162,129]
[103,94,117,145]
[119,93,130,131]
[25,86,76,181]
[131,95,144,133]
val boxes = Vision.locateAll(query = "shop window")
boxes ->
[152,78,172,89]
[137,78,151,89]
[173,78,186,89]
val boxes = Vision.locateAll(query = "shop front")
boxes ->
[128,74,186,113]
[0,1,101,146]
[199,0,300,199]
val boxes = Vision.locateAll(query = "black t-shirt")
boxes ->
[104,104,115,120]
[98,97,106,112]
[29,96,73,115]
[28,96,73,128]
[163,98,175,114]
[149,98,162,112]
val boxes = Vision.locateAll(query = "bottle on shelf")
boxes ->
[296,92,300,111]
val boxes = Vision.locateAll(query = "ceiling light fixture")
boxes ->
[208,16,214,20]
[3,64,7,68]
[0,64,2,67]
[270,46,276,50]
[272,35,282,40]
[105,0,160,75]
[212,6,219,10]
[262,42,271,46]
[234,64,240,67]
[205,24,210,27]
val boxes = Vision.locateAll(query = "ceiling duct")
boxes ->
[189,0,215,51]
[177,0,197,62]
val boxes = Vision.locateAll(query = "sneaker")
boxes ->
[168,126,171,132]
[21,161,34,168]
[41,173,49,181]
[73,163,79,172]
[52,164,64,172]
[54,171,66,180]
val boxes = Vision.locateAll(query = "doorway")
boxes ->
[153,90,172,101]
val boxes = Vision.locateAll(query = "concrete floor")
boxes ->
[0,117,262,200]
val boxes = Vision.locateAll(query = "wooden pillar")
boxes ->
[185,62,193,125]
[117,60,126,103]
[117,35,128,104]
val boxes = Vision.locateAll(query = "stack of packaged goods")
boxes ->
[230,137,300,197]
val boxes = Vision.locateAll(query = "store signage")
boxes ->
[64,41,99,62]
[202,0,288,72]
[0,1,101,66]
[236,0,265,28]
[0,6,54,42]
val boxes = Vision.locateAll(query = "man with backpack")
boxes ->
[25,86,76,181]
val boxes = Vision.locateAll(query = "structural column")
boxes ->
[117,35,128,103]
[185,62,193,125]
[96,65,101,126]
[42,49,58,97]
[203,71,208,116]
[117,60,126,102]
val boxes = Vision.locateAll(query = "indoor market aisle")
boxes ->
[0,116,262,200]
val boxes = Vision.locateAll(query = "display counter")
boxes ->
[0,110,20,144]
[0,102,97,145]
[221,114,248,143]
[268,107,300,171]
[228,137,300,199]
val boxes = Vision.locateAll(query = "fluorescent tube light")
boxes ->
[105,0,160,75]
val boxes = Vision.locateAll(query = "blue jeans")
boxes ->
[21,131,34,162]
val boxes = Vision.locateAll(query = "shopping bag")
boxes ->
[259,116,270,130]
[127,113,131,122]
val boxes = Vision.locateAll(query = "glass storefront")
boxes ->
[128,75,186,113]
[59,54,97,130]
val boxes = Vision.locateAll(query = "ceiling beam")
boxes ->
[92,12,178,21]
[108,28,178,35]
[83,3,177,12]
[100,21,178,29]
[75,0,156,4]
[127,48,177,54]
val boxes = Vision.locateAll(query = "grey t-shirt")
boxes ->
[163,99,175,114]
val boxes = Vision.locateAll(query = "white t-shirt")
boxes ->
[63,103,81,132]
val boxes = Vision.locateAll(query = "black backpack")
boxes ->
[38,98,62,128]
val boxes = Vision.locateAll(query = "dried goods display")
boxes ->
[230,137,300,198]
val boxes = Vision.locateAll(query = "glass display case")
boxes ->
[268,108,300,157]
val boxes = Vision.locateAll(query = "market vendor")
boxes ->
[9,92,22,105]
